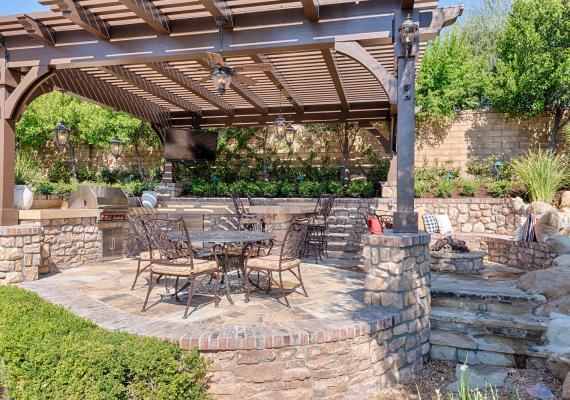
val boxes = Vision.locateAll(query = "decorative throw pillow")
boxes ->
[367,215,383,234]
[435,214,453,235]
[535,211,560,242]
[522,214,539,242]
[423,212,439,234]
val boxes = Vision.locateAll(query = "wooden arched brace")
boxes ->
[5,65,52,121]
[334,41,398,105]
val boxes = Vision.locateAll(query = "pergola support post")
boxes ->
[393,12,418,233]
[0,64,18,225]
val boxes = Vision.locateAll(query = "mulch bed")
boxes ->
[376,360,563,400]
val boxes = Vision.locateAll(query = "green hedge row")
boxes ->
[0,286,211,400]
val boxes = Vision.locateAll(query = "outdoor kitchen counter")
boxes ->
[19,209,99,221]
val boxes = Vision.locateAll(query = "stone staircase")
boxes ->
[430,263,552,368]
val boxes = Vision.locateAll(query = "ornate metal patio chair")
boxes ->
[244,217,310,307]
[231,194,262,231]
[141,217,220,318]
[303,194,335,261]
[128,214,155,290]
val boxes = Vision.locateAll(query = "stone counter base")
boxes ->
[430,250,485,273]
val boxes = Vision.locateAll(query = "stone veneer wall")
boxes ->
[0,217,103,283]
[0,225,42,284]
[161,197,521,254]
[431,233,553,271]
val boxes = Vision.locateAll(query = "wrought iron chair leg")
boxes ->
[142,271,156,311]
[184,276,197,319]
[131,259,142,290]
[244,269,253,303]
[295,265,308,297]
[174,277,180,302]
[212,271,221,307]
[278,270,290,308]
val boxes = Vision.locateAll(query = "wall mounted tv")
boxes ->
[164,128,218,162]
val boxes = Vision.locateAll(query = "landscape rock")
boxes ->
[535,296,570,317]
[512,197,527,214]
[563,372,570,400]
[561,227,570,237]
[561,191,570,209]
[448,365,508,392]
[535,212,560,243]
[528,201,557,216]
[545,235,570,255]
[554,254,570,268]
[517,266,570,300]
[546,313,570,354]
[545,353,570,381]
[527,383,555,400]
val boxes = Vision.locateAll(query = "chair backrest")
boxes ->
[231,194,248,217]
[128,214,151,252]
[315,194,335,219]
[141,217,194,266]
[280,217,311,262]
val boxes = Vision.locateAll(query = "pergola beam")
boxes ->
[116,0,170,34]
[199,0,234,26]
[401,0,414,9]
[17,15,55,46]
[148,62,234,116]
[230,82,268,115]
[100,65,201,115]
[301,0,320,21]
[51,69,170,127]
[252,54,304,114]
[321,49,349,113]
[52,0,111,40]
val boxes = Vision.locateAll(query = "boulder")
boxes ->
[554,254,570,268]
[546,353,570,381]
[448,365,508,392]
[535,296,570,317]
[546,235,570,254]
[528,201,557,215]
[517,266,570,300]
[563,372,570,400]
[561,227,570,237]
[535,212,560,242]
[561,191,570,208]
[512,197,528,215]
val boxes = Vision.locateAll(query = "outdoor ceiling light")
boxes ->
[109,135,124,160]
[212,65,232,96]
[274,115,287,140]
[284,123,296,147]
[54,121,71,149]
[399,14,418,57]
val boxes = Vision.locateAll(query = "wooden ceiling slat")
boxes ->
[51,0,112,40]
[116,0,171,33]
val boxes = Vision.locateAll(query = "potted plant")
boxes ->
[14,165,34,210]
[140,181,157,208]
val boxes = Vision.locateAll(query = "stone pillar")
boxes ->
[0,225,42,284]
[362,233,432,369]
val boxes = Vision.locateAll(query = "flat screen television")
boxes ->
[164,128,218,162]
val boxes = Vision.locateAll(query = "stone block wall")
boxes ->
[0,225,42,284]
[35,217,102,273]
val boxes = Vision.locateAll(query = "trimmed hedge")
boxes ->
[0,286,211,400]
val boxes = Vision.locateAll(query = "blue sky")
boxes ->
[4,0,478,17]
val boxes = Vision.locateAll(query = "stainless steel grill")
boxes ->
[69,185,129,260]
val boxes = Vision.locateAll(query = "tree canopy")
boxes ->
[488,0,570,149]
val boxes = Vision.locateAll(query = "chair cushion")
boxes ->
[246,254,300,271]
[423,212,439,234]
[435,214,453,235]
[151,259,217,276]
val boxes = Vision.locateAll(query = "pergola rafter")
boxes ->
[322,49,349,114]
[51,0,111,41]
[16,15,55,47]
[117,0,171,34]
[199,0,234,26]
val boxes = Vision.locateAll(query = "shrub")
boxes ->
[298,181,316,198]
[187,178,209,197]
[326,181,345,197]
[433,179,454,198]
[456,178,479,197]
[257,182,279,198]
[414,180,431,198]
[346,180,375,198]
[0,286,211,400]
[487,179,513,198]
[416,160,459,181]
[47,156,72,183]
[466,156,514,180]
[511,150,568,203]
[279,182,296,198]
[32,181,56,195]
[75,166,99,182]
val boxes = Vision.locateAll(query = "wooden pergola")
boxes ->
[0,0,461,230]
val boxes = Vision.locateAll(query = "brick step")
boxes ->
[430,328,551,368]
[324,232,351,239]
[430,307,548,343]
[326,241,349,251]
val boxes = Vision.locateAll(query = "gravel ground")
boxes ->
[376,361,563,400]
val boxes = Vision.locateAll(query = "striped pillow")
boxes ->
[423,212,440,234]
[522,214,539,242]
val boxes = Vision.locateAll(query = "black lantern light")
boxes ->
[284,123,296,147]
[109,135,124,160]
[399,14,418,57]
[212,64,232,96]
[274,115,287,140]
[54,90,71,149]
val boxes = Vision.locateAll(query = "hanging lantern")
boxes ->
[274,115,287,140]
[284,123,296,147]
[53,121,71,149]
[109,135,124,160]
[399,14,418,57]
[212,65,232,96]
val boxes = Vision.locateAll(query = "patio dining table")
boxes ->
[168,230,274,304]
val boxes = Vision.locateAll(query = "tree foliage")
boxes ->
[488,0,570,149]
[16,92,160,151]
